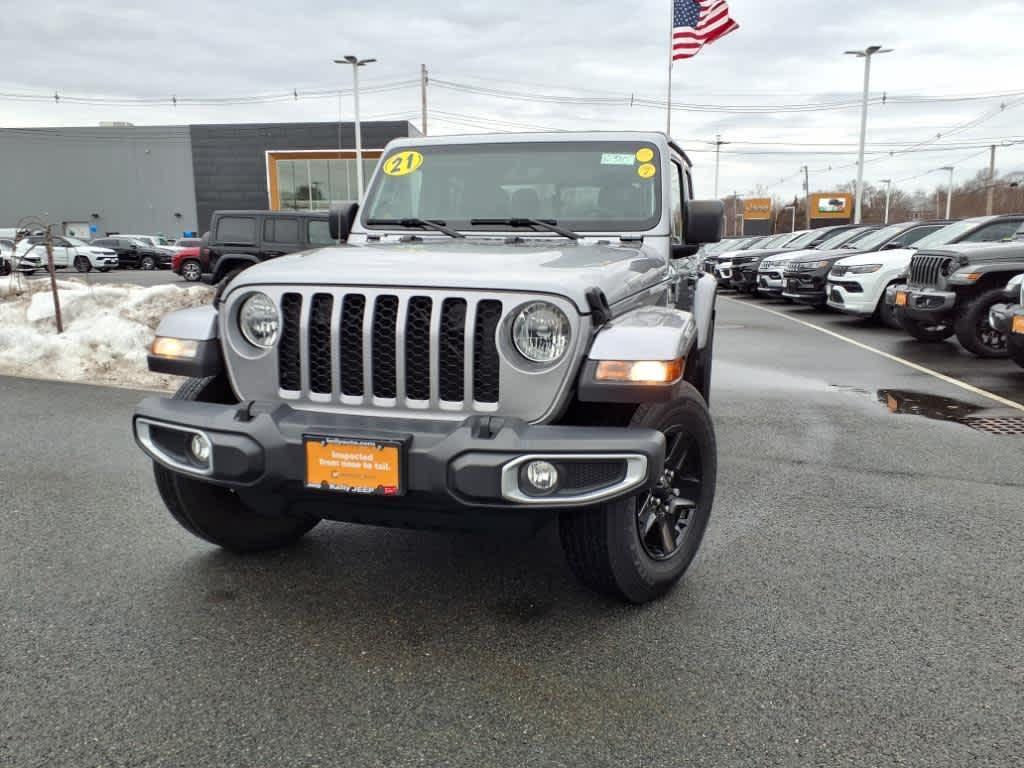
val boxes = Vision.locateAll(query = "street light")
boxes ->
[845,45,893,225]
[938,166,954,219]
[334,54,377,201]
[879,178,892,224]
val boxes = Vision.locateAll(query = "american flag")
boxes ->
[673,0,739,61]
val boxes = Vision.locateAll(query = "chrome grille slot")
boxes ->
[339,295,365,397]
[439,298,467,402]
[405,296,433,401]
[372,295,399,399]
[308,294,333,395]
[278,293,303,391]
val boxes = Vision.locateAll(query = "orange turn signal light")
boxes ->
[151,336,199,359]
[1012,316,1024,335]
[960,273,982,282]
[595,358,685,384]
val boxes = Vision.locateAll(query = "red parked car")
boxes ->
[171,246,206,282]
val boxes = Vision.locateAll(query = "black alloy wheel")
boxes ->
[636,425,703,561]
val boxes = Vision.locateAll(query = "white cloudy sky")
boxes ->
[2,0,1023,201]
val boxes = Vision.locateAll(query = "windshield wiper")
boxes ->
[366,218,465,239]
[470,218,580,240]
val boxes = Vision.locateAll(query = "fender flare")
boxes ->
[147,306,223,377]
[212,254,260,283]
[692,273,718,350]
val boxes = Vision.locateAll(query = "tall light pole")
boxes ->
[845,45,893,225]
[879,178,892,224]
[334,55,377,201]
[939,165,954,219]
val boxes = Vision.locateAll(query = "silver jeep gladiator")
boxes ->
[133,132,724,603]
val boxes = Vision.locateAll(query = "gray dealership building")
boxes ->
[0,120,419,239]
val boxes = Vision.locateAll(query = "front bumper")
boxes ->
[781,271,829,305]
[888,285,957,322]
[826,277,874,315]
[757,269,785,294]
[133,398,666,511]
[731,265,759,291]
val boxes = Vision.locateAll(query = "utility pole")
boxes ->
[420,64,429,136]
[939,166,955,219]
[986,144,996,215]
[802,166,811,229]
[845,45,894,224]
[713,135,728,200]
[880,178,892,224]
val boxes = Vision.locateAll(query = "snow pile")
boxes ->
[0,277,214,390]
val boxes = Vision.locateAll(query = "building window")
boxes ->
[268,151,383,211]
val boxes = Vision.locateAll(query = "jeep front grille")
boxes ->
[276,291,503,406]
[908,254,951,288]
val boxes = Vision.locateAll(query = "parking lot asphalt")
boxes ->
[25,267,192,288]
[2,297,1023,767]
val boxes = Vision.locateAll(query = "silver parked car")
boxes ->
[133,131,724,603]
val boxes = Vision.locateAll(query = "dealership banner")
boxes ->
[743,198,773,221]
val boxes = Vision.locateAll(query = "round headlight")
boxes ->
[239,292,280,349]
[512,302,571,364]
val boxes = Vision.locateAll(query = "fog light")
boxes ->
[190,433,212,464]
[524,460,559,493]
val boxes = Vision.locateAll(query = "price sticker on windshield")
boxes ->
[637,163,657,179]
[383,150,424,177]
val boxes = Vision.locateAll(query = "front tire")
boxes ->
[152,376,318,552]
[559,384,716,604]
[140,255,156,270]
[74,255,92,273]
[953,288,1009,358]
[876,285,903,329]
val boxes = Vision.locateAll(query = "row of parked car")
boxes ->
[0,233,202,276]
[699,213,1024,361]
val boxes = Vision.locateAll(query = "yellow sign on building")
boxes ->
[810,193,854,220]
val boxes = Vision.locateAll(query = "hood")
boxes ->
[834,248,915,268]
[760,247,817,266]
[232,240,668,310]
[917,241,1024,263]
[87,246,116,255]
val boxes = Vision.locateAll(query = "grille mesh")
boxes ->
[405,296,433,400]
[278,293,303,391]
[473,300,502,403]
[308,294,333,394]
[340,295,366,396]
[439,299,467,402]
[372,296,399,398]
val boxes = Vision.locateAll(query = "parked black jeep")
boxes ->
[205,210,338,288]
[892,236,1024,357]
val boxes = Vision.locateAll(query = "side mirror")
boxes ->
[328,203,359,242]
[685,200,725,246]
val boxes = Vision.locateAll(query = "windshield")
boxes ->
[912,219,984,249]
[760,233,794,248]
[846,224,909,251]
[782,230,821,249]
[363,142,662,233]
[817,227,872,250]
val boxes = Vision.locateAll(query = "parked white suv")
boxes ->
[16,235,120,272]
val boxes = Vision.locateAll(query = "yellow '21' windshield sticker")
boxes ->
[383,150,424,177]
[635,148,654,163]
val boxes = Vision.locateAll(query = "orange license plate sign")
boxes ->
[895,291,908,307]
[1013,316,1024,335]
[305,437,403,495]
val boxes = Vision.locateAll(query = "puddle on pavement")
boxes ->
[827,384,987,422]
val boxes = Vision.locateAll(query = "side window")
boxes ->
[670,161,684,245]
[963,220,1021,243]
[308,220,334,246]
[265,217,299,244]
[901,226,942,247]
[216,216,256,244]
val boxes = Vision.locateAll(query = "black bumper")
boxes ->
[731,267,759,290]
[133,397,666,511]
[781,272,828,304]
[889,286,958,323]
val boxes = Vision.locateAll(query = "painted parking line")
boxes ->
[722,297,1024,413]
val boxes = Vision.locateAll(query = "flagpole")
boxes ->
[666,0,674,136]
